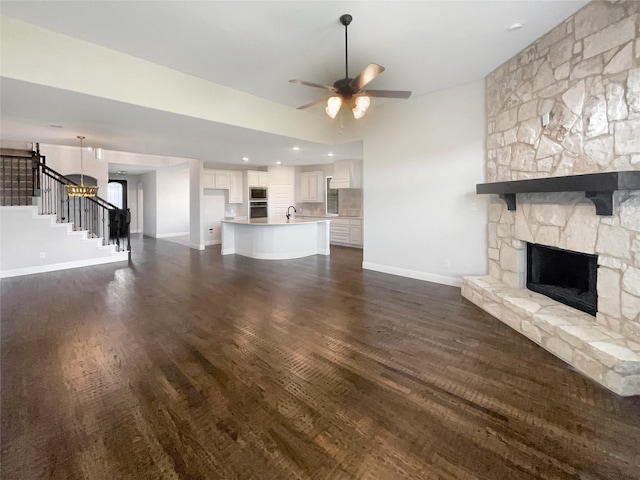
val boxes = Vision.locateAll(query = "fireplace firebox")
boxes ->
[526,243,598,316]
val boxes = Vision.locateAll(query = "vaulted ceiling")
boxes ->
[0,1,589,167]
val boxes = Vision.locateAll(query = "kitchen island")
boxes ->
[221,217,330,259]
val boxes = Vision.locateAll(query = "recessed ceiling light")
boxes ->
[328,153,334,157]
[242,157,249,162]
[508,22,523,32]
[292,146,300,151]
[49,124,64,128]
[276,161,282,165]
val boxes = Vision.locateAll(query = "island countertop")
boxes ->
[221,217,330,226]
[221,217,330,259]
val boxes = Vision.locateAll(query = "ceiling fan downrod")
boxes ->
[340,14,352,80]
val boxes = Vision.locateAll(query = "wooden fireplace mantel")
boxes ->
[476,171,640,216]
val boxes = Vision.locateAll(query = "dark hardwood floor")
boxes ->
[2,235,640,480]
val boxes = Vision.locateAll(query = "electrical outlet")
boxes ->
[39,252,45,259]
[444,259,450,268]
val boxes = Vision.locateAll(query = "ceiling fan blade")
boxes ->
[350,63,385,90]
[364,89,412,99]
[296,96,330,110]
[289,79,335,91]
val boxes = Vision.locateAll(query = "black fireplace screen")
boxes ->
[526,243,598,316]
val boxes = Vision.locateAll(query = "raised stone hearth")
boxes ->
[462,276,640,396]
[463,191,640,396]
[469,1,640,396]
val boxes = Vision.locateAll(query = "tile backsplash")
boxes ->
[338,188,363,217]
[296,188,363,217]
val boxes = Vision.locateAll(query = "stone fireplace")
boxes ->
[462,1,640,396]
[526,242,598,316]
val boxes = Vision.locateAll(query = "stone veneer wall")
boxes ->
[483,1,640,343]
[486,1,640,181]
[462,1,640,394]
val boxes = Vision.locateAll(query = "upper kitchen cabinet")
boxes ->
[203,169,231,189]
[300,171,324,202]
[330,160,362,189]
[247,170,269,187]
[202,169,242,203]
[228,171,243,203]
[214,171,230,189]
[203,170,215,188]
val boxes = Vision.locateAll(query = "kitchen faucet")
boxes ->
[286,205,297,220]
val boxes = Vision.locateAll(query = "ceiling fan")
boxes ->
[289,14,412,119]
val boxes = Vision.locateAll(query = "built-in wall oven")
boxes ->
[249,187,268,218]
[249,201,268,219]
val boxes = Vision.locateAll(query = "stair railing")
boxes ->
[36,159,131,255]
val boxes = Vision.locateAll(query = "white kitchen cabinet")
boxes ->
[330,160,362,189]
[349,220,363,245]
[300,171,324,202]
[203,169,242,203]
[228,171,243,203]
[214,171,230,189]
[202,170,215,188]
[330,218,362,247]
[247,170,269,187]
[330,219,350,243]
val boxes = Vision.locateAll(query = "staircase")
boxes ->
[0,148,131,278]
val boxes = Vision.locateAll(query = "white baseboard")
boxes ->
[362,262,461,288]
[154,231,190,239]
[204,239,221,246]
[1,252,129,278]
[190,244,205,250]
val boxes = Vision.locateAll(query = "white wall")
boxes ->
[0,206,127,277]
[40,143,109,197]
[155,165,190,237]
[268,165,295,185]
[361,80,488,287]
[140,171,157,237]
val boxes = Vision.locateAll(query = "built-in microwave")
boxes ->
[249,187,267,201]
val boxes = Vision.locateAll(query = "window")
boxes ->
[326,177,338,215]
[108,180,127,209]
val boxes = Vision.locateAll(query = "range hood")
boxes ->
[330,160,361,189]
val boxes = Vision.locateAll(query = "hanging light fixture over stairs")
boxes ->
[65,136,99,197]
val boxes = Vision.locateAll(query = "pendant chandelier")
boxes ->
[65,136,99,197]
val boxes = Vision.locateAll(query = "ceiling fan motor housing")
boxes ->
[333,78,356,98]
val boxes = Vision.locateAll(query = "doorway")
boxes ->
[108,180,127,209]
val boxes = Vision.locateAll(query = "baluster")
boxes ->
[59,182,64,222]
[102,208,106,245]
[126,208,131,253]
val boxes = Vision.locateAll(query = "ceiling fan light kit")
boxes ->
[325,96,342,118]
[290,14,411,120]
